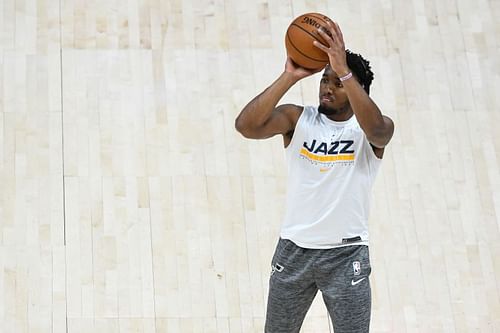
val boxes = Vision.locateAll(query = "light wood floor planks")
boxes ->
[0,0,499,332]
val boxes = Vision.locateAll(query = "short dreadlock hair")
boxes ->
[345,49,374,95]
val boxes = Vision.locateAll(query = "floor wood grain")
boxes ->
[1,0,499,332]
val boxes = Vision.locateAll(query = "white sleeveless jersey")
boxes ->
[280,105,382,249]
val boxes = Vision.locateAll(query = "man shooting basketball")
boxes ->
[235,20,394,333]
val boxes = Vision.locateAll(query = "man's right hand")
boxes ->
[284,57,324,81]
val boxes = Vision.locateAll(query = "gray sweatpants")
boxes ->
[265,238,371,333]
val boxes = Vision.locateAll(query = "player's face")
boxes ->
[318,66,350,115]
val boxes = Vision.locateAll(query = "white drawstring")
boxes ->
[327,309,333,332]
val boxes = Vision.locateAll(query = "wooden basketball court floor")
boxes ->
[0,0,499,332]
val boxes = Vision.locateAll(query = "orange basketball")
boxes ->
[285,13,332,70]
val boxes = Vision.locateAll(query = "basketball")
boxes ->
[285,13,332,70]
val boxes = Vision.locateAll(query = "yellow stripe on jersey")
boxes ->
[300,148,355,162]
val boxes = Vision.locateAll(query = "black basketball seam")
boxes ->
[290,23,329,51]
[286,31,327,64]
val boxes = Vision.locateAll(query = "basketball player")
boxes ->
[235,20,394,332]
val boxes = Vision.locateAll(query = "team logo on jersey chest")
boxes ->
[303,139,355,155]
[300,139,356,167]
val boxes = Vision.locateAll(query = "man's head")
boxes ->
[318,50,374,117]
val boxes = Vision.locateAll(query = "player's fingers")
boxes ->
[312,40,329,51]
[333,22,344,44]
[317,28,334,45]
[326,20,340,41]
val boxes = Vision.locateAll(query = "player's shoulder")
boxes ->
[276,103,304,114]
[275,104,304,125]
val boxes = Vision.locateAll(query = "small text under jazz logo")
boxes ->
[303,139,355,155]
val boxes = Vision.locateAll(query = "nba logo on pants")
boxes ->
[353,261,361,276]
